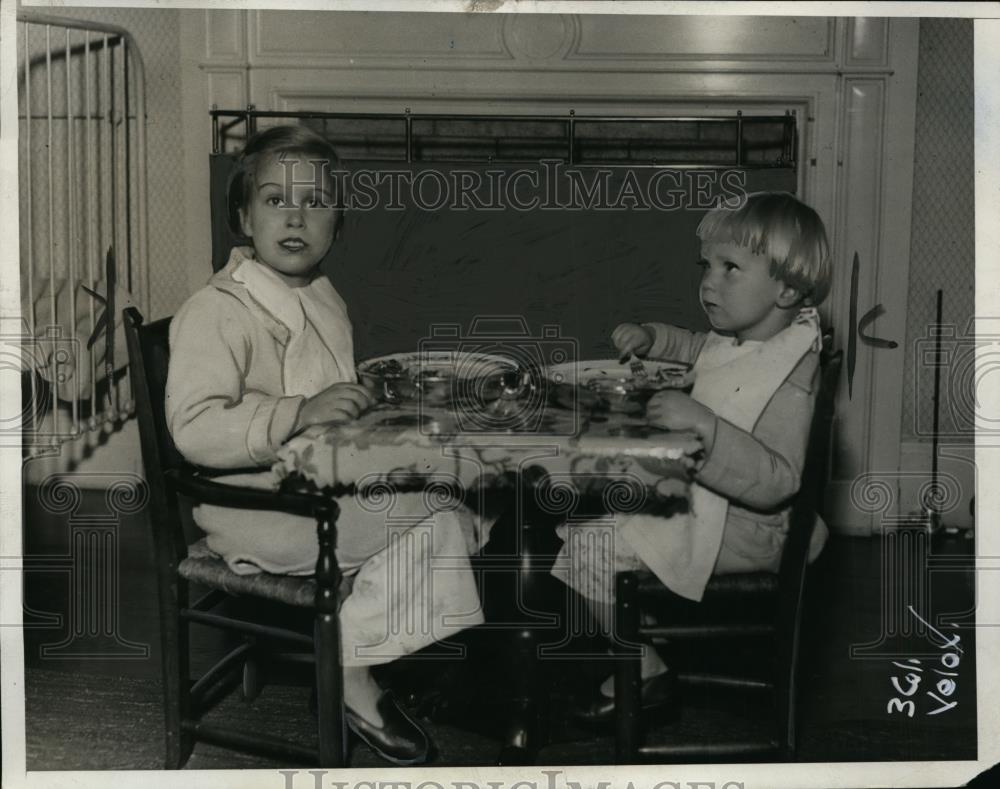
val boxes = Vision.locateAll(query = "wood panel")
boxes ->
[202,11,845,72]
[571,15,834,63]
[250,10,510,67]
[846,18,890,67]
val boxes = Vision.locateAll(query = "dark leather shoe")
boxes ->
[572,669,677,725]
[346,691,432,766]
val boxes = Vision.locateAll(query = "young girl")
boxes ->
[165,125,482,764]
[553,191,833,722]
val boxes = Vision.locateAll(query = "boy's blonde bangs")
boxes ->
[696,192,832,305]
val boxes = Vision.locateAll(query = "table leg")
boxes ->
[495,517,561,766]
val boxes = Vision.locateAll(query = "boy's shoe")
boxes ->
[346,690,432,765]
[571,669,677,726]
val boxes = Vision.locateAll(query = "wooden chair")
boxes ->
[124,307,345,767]
[612,349,843,763]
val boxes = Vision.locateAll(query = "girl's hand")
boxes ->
[296,382,375,430]
[612,323,654,357]
[646,390,717,454]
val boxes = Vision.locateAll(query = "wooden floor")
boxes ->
[20,486,978,769]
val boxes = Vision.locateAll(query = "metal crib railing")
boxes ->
[17,11,149,458]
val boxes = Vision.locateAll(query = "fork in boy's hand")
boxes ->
[620,351,650,385]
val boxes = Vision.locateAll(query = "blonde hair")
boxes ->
[696,191,832,305]
[227,124,346,239]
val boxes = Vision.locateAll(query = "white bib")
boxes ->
[232,255,356,397]
[619,309,821,600]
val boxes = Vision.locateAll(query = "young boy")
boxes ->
[554,191,833,721]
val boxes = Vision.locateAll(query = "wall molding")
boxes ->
[846,17,890,68]
[197,12,874,74]
[567,15,835,64]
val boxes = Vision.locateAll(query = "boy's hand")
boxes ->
[612,323,654,358]
[296,382,375,430]
[646,390,717,455]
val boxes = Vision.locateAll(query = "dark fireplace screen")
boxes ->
[208,113,797,361]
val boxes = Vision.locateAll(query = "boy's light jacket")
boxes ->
[621,311,826,600]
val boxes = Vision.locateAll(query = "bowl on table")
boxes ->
[544,358,694,415]
[357,351,528,406]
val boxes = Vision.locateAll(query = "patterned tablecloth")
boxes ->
[275,397,702,508]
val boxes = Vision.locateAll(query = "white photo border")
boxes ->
[2,2,997,788]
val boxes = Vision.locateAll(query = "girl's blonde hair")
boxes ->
[697,191,832,305]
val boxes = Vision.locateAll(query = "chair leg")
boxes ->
[614,572,642,763]
[315,611,345,767]
[775,628,800,761]
[774,584,806,761]
[160,576,194,769]
[314,504,345,767]
[241,648,264,702]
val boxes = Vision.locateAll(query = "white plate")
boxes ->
[357,350,516,380]
[358,351,520,404]
[545,358,692,391]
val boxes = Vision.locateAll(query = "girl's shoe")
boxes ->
[346,690,432,765]
[571,669,677,726]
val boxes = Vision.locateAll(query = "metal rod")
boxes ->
[17,11,137,39]
[115,38,127,416]
[105,34,121,418]
[46,26,59,440]
[122,43,136,415]
[929,289,943,524]
[210,107,794,124]
[132,23,151,373]
[736,111,744,166]
[101,34,111,422]
[18,112,118,121]
[66,28,78,435]
[84,29,97,423]
[568,115,575,165]
[23,22,39,439]
[18,34,123,79]
[784,110,794,164]
[216,116,244,152]
[405,109,412,164]
[123,45,133,296]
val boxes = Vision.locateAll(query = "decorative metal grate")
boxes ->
[210,107,797,169]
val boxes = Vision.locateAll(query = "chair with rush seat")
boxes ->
[124,306,345,767]
[612,347,843,763]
